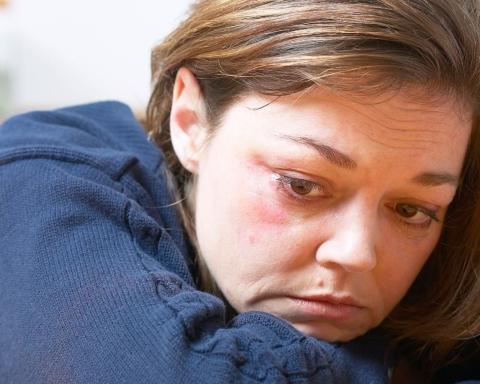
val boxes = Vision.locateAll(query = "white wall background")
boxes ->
[0,0,193,119]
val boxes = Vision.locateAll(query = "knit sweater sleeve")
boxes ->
[0,106,390,384]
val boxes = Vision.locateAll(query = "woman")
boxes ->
[0,0,479,383]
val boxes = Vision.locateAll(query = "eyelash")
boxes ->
[390,203,441,230]
[274,173,441,230]
[274,174,330,201]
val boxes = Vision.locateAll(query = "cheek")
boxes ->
[239,177,291,245]
[251,195,289,225]
[378,236,437,312]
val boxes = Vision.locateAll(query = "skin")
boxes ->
[170,68,471,342]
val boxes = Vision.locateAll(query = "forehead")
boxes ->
[246,87,468,137]
[214,87,472,177]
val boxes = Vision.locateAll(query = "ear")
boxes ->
[169,67,209,174]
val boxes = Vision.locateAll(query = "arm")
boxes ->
[0,112,389,384]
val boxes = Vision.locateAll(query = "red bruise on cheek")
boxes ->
[245,186,290,226]
[255,200,290,225]
[239,163,292,246]
[244,200,289,245]
[242,158,291,227]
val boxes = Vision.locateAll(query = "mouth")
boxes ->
[287,295,364,321]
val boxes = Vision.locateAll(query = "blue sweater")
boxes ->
[0,101,393,383]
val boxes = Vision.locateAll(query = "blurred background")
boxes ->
[0,0,193,122]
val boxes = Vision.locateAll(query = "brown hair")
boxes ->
[145,0,480,372]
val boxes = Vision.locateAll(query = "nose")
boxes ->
[314,204,378,273]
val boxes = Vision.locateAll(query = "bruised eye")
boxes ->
[274,174,329,199]
[394,202,440,228]
[290,179,316,195]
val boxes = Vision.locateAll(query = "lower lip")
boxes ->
[288,297,363,320]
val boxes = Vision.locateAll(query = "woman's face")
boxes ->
[189,86,471,342]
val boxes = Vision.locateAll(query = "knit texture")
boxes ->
[0,101,390,383]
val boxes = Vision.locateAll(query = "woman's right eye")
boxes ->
[274,174,329,200]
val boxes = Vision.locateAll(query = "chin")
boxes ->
[291,322,369,342]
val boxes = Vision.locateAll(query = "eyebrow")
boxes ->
[275,133,459,187]
[277,134,357,169]
[411,172,458,187]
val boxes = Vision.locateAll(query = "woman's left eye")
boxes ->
[393,202,440,228]
[274,174,329,199]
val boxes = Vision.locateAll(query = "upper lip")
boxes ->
[290,294,362,308]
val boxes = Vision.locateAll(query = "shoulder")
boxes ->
[0,101,191,280]
[0,101,162,178]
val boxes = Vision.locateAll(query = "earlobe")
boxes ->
[169,67,209,174]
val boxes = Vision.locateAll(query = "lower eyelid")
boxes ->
[400,218,433,232]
